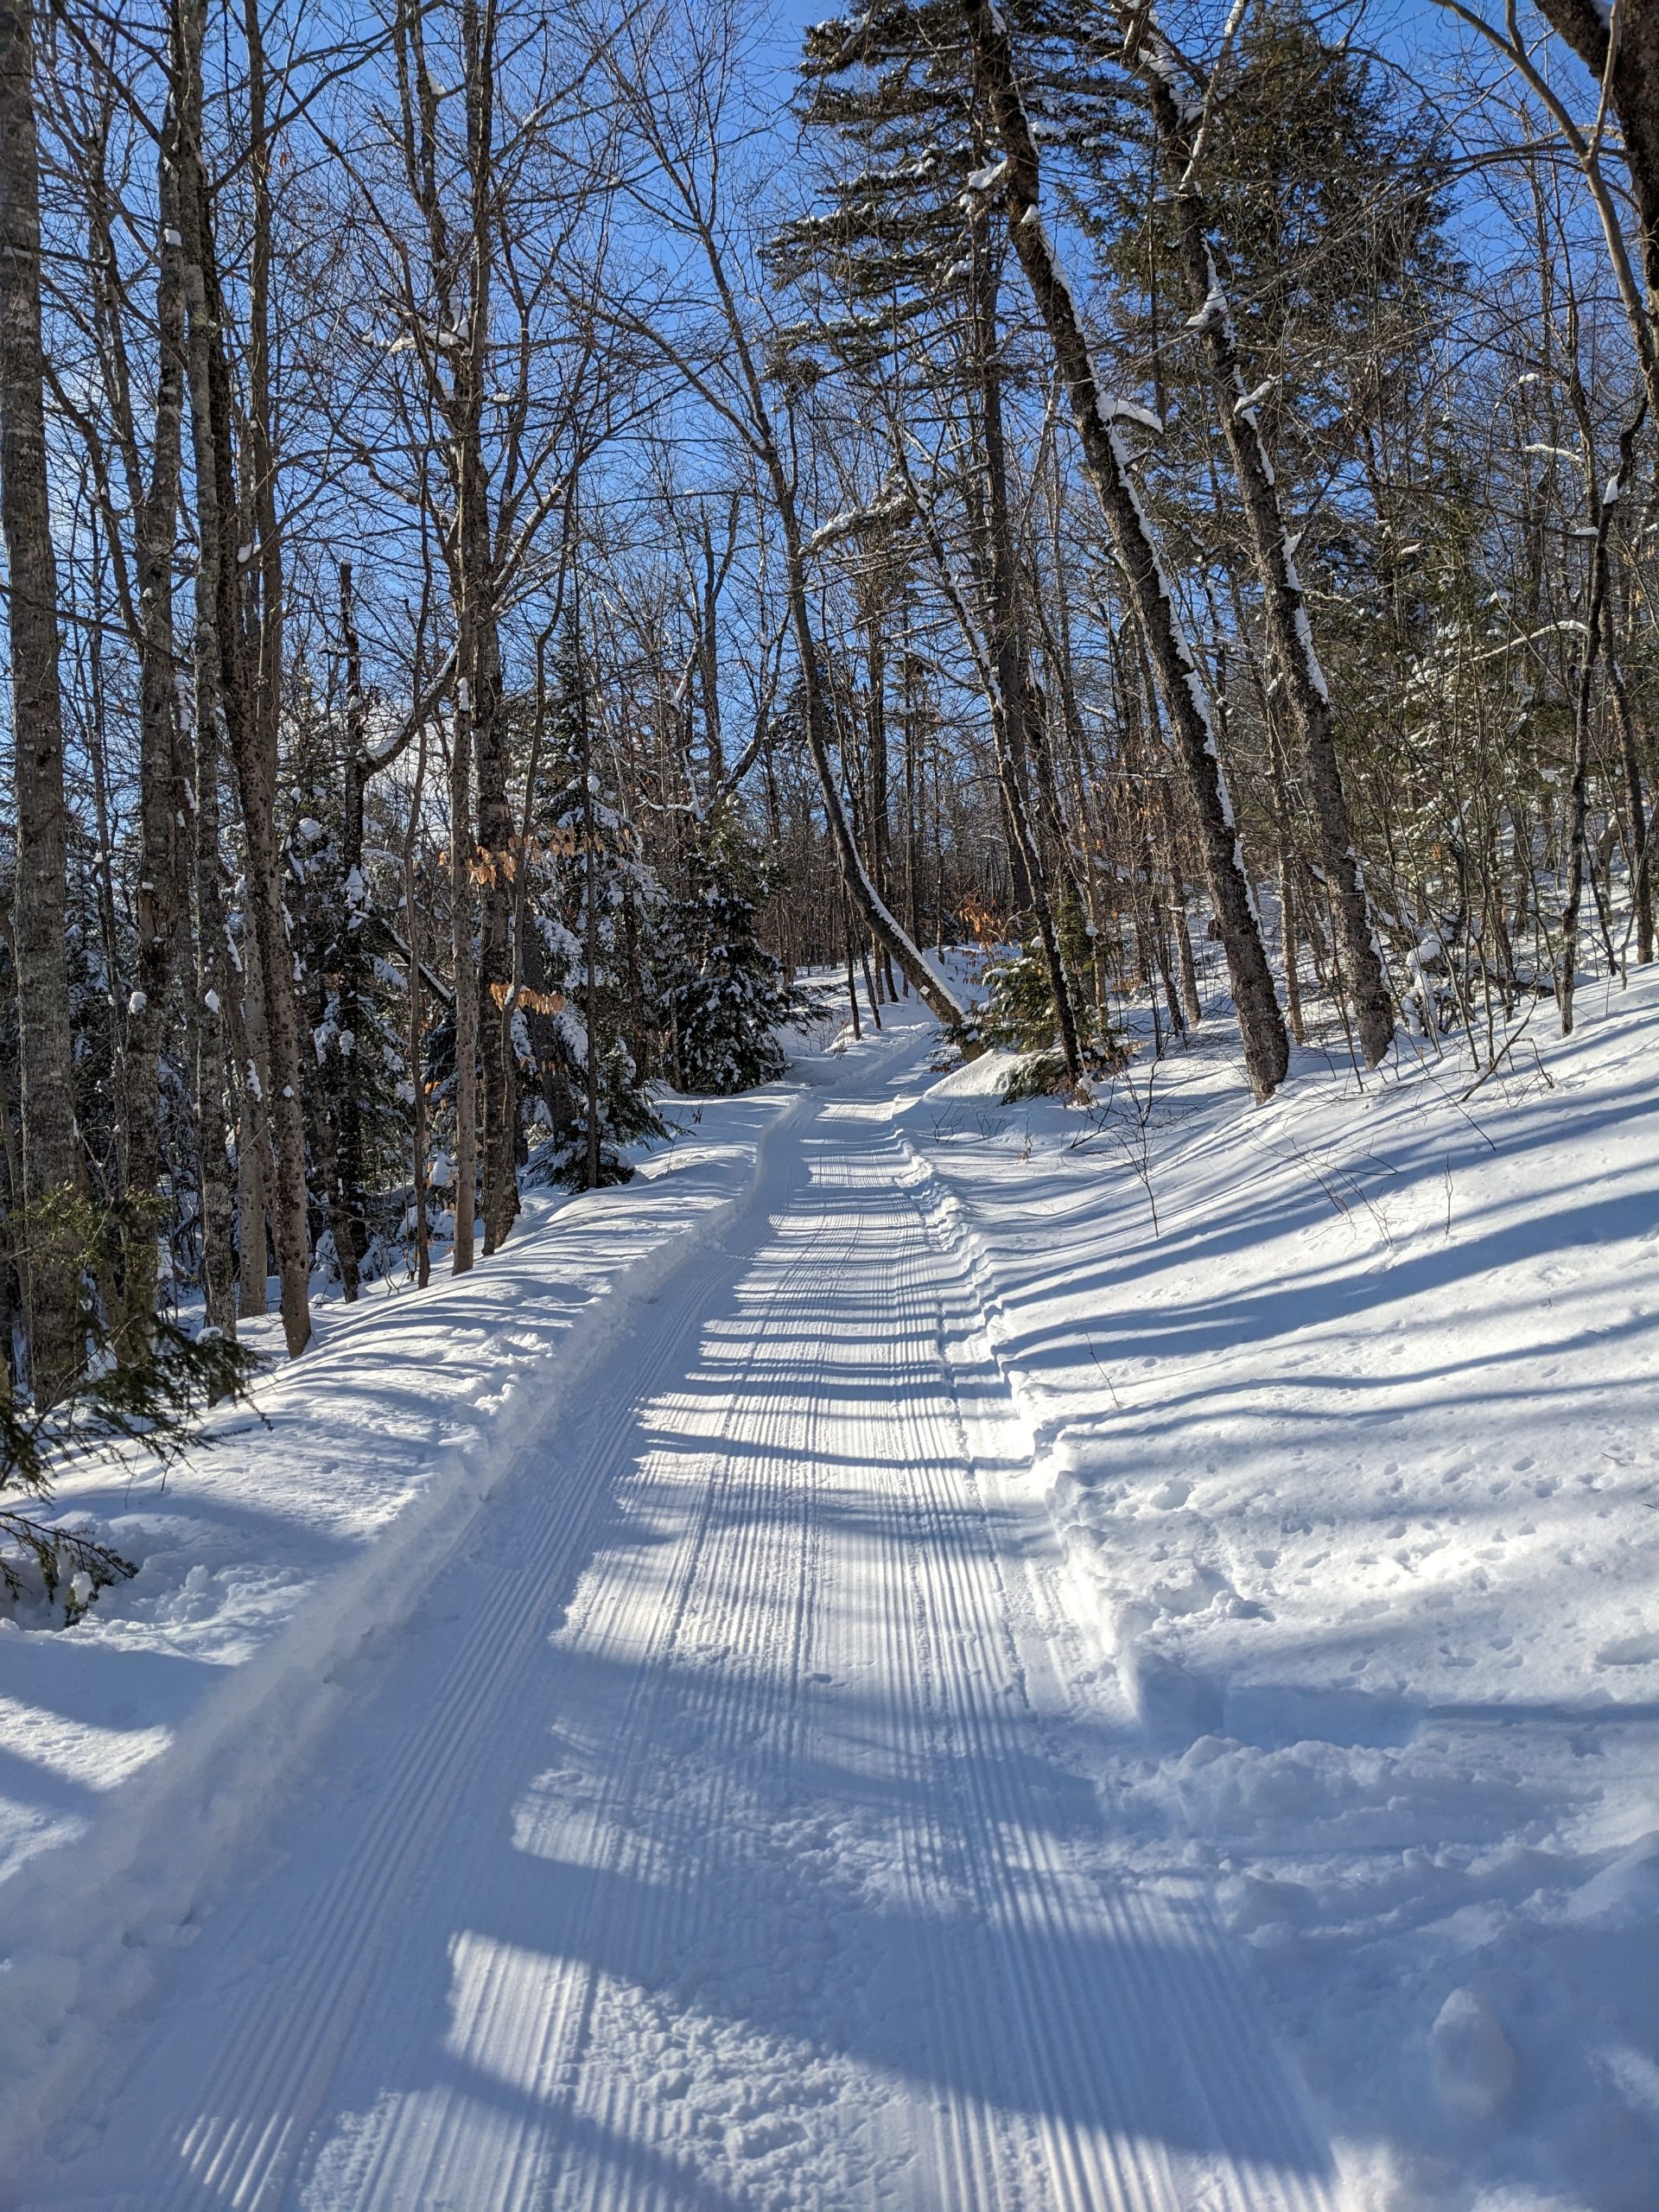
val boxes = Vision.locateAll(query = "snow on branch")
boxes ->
[801,486,915,559]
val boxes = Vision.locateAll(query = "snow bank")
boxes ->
[923,1045,1025,1100]
[895,976,1659,2211]
[0,1079,823,2176]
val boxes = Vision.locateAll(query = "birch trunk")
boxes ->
[334,561,368,1296]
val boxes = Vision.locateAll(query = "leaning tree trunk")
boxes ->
[0,0,82,1403]
[678,192,968,1027]
[1135,32,1392,1066]
[786,556,968,1026]
[959,0,1287,1099]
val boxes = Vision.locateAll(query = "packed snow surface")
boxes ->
[2,968,1656,2209]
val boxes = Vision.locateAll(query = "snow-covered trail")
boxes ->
[44,1027,1334,2212]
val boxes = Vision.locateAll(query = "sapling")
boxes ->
[2,1191,260,1623]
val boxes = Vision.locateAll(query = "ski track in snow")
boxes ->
[35,1029,1334,2211]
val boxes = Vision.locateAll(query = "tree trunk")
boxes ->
[119,98,189,1346]
[1156,775,1204,1028]
[1536,0,1659,408]
[1604,573,1654,965]
[404,727,433,1293]
[578,614,602,1191]
[233,1065,270,1318]
[1558,423,1640,1029]
[471,576,518,1247]
[1134,35,1392,1065]
[178,0,310,1354]
[842,900,862,1039]
[0,0,81,1403]
[448,693,478,1274]
[1560,404,1644,1030]
[188,623,237,1335]
[334,561,368,1297]
[234,0,309,1352]
[861,592,900,1001]
[970,226,1083,1079]
[430,0,518,1256]
[671,175,967,1027]
[959,0,1287,1099]
[902,634,925,951]
[785,538,967,1025]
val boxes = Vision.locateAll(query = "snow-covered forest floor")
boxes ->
[907,964,1659,2210]
[1,967,1656,2210]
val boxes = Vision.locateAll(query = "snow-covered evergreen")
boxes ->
[520,622,664,1186]
[283,760,414,1284]
[663,807,827,1094]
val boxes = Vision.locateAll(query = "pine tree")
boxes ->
[977,925,1122,1093]
[664,807,828,1095]
[283,738,415,1291]
[775,3,1126,1076]
[1,1187,258,1623]
[521,620,664,1188]
[1104,1,1458,1046]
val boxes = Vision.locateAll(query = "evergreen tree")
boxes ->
[773,1,1121,391]
[1,1188,258,1622]
[664,808,829,1095]
[774,2,1124,1074]
[283,771,415,1290]
[521,620,664,1187]
[977,927,1122,1094]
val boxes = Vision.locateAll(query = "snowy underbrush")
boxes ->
[898,973,1659,2212]
[0,1078,827,2162]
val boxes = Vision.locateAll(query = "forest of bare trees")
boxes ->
[2,0,1655,1425]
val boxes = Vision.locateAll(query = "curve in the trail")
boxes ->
[42,1031,1338,2211]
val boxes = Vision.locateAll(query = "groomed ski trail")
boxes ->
[39,1018,1338,2212]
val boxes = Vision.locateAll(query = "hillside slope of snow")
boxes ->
[899,967,1659,2211]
